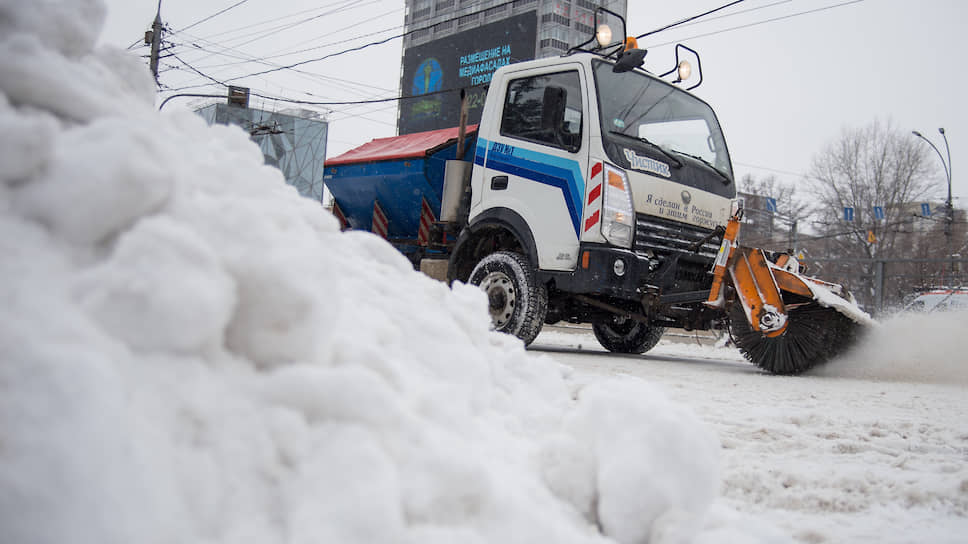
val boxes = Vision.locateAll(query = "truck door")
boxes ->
[473,65,588,272]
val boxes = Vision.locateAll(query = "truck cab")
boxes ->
[448,45,736,348]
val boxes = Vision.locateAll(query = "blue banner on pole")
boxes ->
[765,197,777,213]
[844,207,854,221]
[873,206,885,220]
[921,203,931,216]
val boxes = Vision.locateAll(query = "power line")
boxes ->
[169,51,471,107]
[161,58,400,112]
[169,0,714,104]
[267,84,466,106]
[190,0,368,56]
[260,8,404,60]
[740,213,935,248]
[175,0,251,34]
[217,0,517,84]
[169,53,225,88]
[167,36,397,98]
[328,103,398,126]
[734,161,814,179]
[176,4,334,42]
[162,2,409,92]
[159,0,873,130]
[174,21,401,73]
[648,0,866,48]
[636,0,747,40]
[671,0,796,30]
[180,0,802,99]
[167,0,368,82]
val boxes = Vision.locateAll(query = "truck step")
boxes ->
[659,290,711,305]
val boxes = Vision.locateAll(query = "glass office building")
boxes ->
[197,103,329,202]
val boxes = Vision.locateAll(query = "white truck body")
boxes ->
[324,32,870,374]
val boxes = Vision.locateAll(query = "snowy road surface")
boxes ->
[531,322,968,543]
[4,3,967,542]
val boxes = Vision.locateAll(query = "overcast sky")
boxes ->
[99,0,967,207]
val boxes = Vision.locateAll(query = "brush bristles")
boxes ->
[729,303,861,375]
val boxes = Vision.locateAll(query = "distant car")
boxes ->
[904,288,968,312]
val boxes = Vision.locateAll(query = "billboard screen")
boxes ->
[399,10,537,135]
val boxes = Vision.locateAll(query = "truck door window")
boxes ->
[500,71,582,152]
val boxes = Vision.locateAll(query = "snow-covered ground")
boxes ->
[0,2,778,543]
[533,319,968,543]
[1,2,965,543]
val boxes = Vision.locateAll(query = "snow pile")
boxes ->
[0,1,768,543]
[816,310,968,384]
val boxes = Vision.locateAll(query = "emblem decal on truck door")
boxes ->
[623,148,671,178]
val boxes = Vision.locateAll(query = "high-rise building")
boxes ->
[398,0,627,134]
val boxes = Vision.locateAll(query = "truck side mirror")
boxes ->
[613,48,647,73]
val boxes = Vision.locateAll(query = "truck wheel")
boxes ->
[593,316,665,354]
[468,251,548,346]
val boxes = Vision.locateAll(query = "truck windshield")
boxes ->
[592,60,733,194]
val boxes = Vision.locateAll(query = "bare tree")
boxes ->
[738,173,810,251]
[804,118,941,307]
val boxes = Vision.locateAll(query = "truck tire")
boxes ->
[593,316,665,354]
[468,251,548,346]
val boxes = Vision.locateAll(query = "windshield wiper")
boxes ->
[668,149,732,185]
[608,131,683,169]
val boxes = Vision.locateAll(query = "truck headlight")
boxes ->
[601,164,635,248]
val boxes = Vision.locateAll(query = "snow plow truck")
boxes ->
[323,10,870,374]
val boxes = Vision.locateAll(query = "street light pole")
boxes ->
[939,128,953,237]
[913,128,954,283]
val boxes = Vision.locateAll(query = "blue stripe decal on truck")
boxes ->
[474,139,487,166]
[479,138,584,236]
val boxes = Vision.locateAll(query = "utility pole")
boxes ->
[146,1,164,86]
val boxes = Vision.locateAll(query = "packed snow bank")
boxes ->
[815,310,968,385]
[0,1,776,543]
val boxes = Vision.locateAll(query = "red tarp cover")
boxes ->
[325,125,478,166]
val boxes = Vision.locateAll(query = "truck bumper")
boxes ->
[541,244,656,300]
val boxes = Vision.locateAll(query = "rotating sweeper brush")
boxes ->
[706,212,873,375]
[726,296,864,375]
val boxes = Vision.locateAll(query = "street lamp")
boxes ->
[912,128,954,281]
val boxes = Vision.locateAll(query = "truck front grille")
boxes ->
[633,214,720,261]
